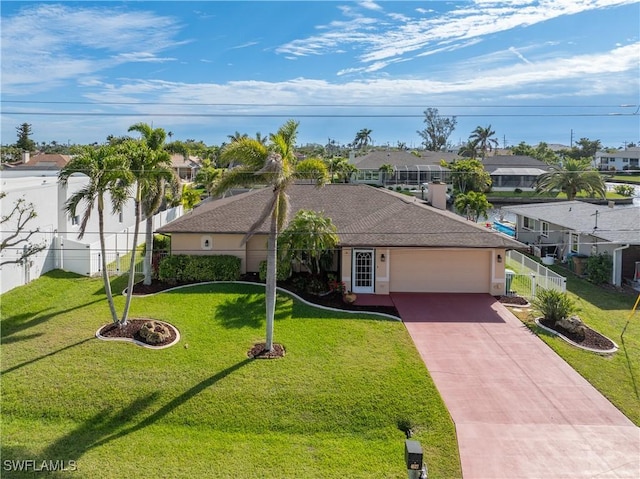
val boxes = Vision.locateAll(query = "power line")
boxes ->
[2,111,638,118]
[2,100,637,108]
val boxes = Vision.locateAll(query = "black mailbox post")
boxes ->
[405,440,427,479]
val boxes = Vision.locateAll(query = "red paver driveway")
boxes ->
[391,293,640,479]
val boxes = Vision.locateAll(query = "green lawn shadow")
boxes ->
[39,359,254,465]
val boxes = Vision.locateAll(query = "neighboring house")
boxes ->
[3,151,72,170]
[503,201,640,287]
[0,168,183,294]
[349,150,457,186]
[594,148,640,172]
[170,153,202,181]
[157,183,524,295]
[482,155,550,191]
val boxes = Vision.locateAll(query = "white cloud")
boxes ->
[1,4,183,93]
[276,0,639,71]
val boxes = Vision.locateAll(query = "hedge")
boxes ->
[258,259,292,282]
[158,255,241,284]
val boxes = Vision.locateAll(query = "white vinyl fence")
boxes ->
[505,250,567,299]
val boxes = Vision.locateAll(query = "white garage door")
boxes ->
[389,249,491,293]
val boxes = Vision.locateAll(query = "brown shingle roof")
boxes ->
[158,184,524,249]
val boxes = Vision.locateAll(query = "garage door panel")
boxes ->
[390,250,490,293]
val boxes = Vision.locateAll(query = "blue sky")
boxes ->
[1,1,639,150]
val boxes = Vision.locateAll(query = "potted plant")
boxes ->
[343,290,357,304]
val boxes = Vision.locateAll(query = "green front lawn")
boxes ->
[509,268,640,426]
[1,272,461,479]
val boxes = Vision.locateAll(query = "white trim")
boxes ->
[352,248,375,294]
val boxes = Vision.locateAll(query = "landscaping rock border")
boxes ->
[534,318,618,355]
[96,319,181,349]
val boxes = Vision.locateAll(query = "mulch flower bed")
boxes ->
[496,295,529,306]
[538,318,616,352]
[98,319,178,348]
[247,342,286,359]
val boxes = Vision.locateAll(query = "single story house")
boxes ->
[349,150,458,186]
[482,155,550,191]
[503,201,640,287]
[157,184,525,295]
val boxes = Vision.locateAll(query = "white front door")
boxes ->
[352,249,375,293]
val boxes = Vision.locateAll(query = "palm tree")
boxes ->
[58,145,131,325]
[227,131,249,143]
[469,125,499,160]
[458,141,478,159]
[353,128,373,149]
[535,158,606,201]
[454,191,492,222]
[213,120,327,352]
[279,210,339,277]
[127,123,178,287]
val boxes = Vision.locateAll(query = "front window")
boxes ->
[523,216,535,230]
[541,221,549,238]
[570,233,579,253]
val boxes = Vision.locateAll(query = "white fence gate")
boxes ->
[505,250,567,299]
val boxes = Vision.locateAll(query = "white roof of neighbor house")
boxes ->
[503,201,640,245]
[491,168,547,176]
[1,175,86,194]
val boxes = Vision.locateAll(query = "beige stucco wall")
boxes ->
[170,233,248,273]
[246,235,268,273]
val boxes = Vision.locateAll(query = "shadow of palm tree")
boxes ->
[2,337,94,375]
[1,299,104,343]
[40,359,254,465]
[215,293,291,329]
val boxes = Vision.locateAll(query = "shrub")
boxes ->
[532,288,577,324]
[142,234,171,256]
[158,255,241,284]
[258,259,292,282]
[586,253,613,284]
[514,188,523,194]
[613,184,635,197]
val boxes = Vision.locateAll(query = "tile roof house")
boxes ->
[503,201,640,286]
[4,152,72,171]
[158,184,524,295]
[170,153,202,181]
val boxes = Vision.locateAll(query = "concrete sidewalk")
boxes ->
[391,293,640,479]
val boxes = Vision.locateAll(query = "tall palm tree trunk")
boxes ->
[143,216,154,285]
[98,198,119,324]
[264,212,278,352]
[120,194,142,326]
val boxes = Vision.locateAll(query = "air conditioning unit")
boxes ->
[532,246,542,258]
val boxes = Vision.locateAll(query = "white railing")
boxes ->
[505,250,567,299]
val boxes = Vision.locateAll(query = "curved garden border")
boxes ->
[124,281,402,322]
[95,319,181,350]
[534,318,618,355]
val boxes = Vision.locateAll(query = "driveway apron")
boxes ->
[391,292,640,479]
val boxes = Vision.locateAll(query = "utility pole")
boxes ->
[570,129,574,147]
